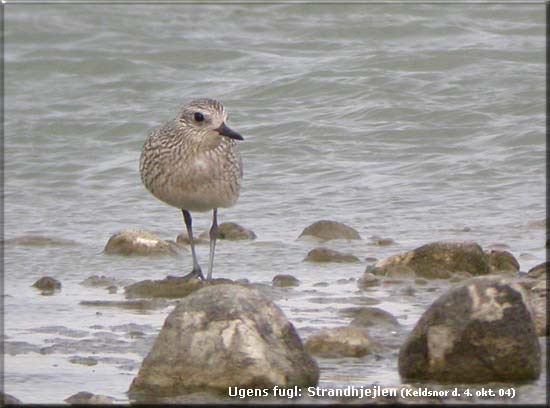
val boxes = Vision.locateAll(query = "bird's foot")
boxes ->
[180,266,205,281]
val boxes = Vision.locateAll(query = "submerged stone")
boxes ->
[304,247,360,263]
[272,274,301,287]
[298,220,361,242]
[304,326,375,358]
[32,276,61,294]
[64,391,115,404]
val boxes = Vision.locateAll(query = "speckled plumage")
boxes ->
[140,99,242,212]
[139,98,244,280]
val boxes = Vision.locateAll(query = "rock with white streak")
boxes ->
[128,284,318,398]
[398,276,541,382]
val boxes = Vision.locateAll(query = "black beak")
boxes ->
[217,122,244,141]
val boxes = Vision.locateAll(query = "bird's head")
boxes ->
[178,98,243,142]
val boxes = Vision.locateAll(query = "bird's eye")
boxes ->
[194,112,205,122]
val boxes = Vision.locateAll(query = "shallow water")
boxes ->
[3,3,546,404]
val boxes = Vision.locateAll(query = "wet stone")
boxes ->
[304,247,360,263]
[313,282,329,287]
[32,276,61,294]
[104,230,182,256]
[357,272,381,289]
[373,241,491,279]
[128,284,319,397]
[272,274,300,287]
[369,235,395,246]
[349,307,400,328]
[526,262,548,280]
[367,264,417,279]
[1,391,23,404]
[398,276,541,382]
[124,275,233,299]
[64,391,115,405]
[305,326,375,358]
[298,220,361,242]
[210,222,257,240]
[485,250,520,275]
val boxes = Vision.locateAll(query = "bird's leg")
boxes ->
[207,208,219,281]
[182,209,204,280]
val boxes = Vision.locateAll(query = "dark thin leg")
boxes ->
[207,208,218,281]
[182,209,204,280]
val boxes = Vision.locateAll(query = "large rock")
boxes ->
[104,231,181,256]
[398,276,541,382]
[373,241,491,279]
[128,284,318,397]
[304,247,360,263]
[298,220,361,242]
[526,262,548,279]
[1,391,22,404]
[304,326,375,358]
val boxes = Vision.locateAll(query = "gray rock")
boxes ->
[104,231,182,256]
[1,391,22,404]
[349,307,400,328]
[125,275,232,299]
[210,222,257,240]
[128,284,318,397]
[304,326,375,358]
[272,274,301,287]
[298,220,361,242]
[485,250,520,274]
[398,276,541,382]
[64,391,115,404]
[304,247,360,263]
[526,262,548,279]
[32,276,61,293]
[373,241,490,279]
